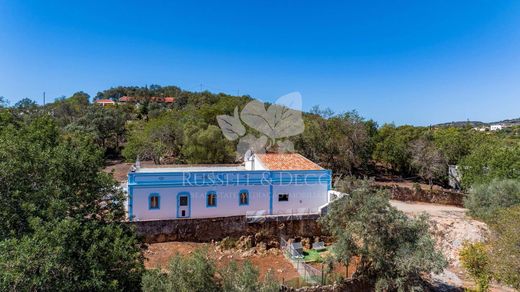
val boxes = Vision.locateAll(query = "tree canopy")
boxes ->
[0,113,144,291]
[320,181,447,290]
[464,179,520,222]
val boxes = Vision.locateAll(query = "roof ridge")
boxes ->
[293,152,324,170]
[254,152,322,170]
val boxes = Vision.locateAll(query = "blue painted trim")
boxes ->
[269,184,273,215]
[176,192,191,218]
[128,185,134,222]
[128,169,331,188]
[206,191,217,208]
[128,179,328,187]
[238,189,249,206]
[129,169,328,176]
[148,193,160,210]
[327,170,332,190]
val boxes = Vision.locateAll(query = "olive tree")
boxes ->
[320,182,447,290]
[409,138,447,189]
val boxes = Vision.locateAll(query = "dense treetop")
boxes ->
[2,85,518,188]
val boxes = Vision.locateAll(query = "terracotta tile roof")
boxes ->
[119,96,132,102]
[255,153,322,170]
[164,97,176,103]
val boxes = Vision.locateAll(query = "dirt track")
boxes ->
[390,200,515,291]
[390,200,489,268]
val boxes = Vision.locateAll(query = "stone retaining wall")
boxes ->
[379,184,464,206]
[132,215,323,243]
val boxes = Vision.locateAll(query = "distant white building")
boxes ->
[127,153,331,221]
[490,124,503,131]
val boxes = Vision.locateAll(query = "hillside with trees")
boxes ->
[1,85,519,290]
[5,85,518,189]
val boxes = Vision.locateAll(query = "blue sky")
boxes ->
[1,1,519,125]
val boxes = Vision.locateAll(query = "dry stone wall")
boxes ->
[132,215,323,243]
[380,184,464,206]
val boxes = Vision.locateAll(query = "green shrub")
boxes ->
[142,250,280,292]
[220,261,278,292]
[464,179,520,222]
[142,249,218,292]
[488,206,520,289]
[459,242,491,292]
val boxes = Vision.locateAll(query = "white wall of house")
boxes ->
[131,184,271,221]
[130,182,328,221]
[252,155,268,170]
[490,124,503,131]
[271,184,328,215]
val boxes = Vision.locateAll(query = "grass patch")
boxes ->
[303,248,327,262]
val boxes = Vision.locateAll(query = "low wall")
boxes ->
[379,184,464,207]
[132,215,323,243]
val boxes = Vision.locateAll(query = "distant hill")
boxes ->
[434,118,520,128]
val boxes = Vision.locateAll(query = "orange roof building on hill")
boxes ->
[116,96,176,103]
[95,99,115,106]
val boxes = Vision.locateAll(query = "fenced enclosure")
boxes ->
[280,237,324,286]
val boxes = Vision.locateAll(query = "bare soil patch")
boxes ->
[103,160,133,183]
[145,241,300,283]
[389,200,514,291]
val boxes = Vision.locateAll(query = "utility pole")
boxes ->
[43,92,46,105]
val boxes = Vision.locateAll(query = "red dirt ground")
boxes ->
[103,160,133,183]
[144,241,300,283]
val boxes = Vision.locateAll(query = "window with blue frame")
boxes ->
[149,193,160,209]
[206,191,217,207]
[239,190,249,206]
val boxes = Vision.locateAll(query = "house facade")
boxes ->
[127,153,331,221]
[490,124,503,131]
[94,99,116,106]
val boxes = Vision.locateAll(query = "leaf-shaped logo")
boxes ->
[216,106,246,141]
[276,139,295,153]
[240,92,304,140]
[237,134,268,155]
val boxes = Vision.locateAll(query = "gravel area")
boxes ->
[390,200,514,291]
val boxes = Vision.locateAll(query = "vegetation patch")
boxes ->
[302,248,327,263]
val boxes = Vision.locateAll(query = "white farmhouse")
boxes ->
[490,124,503,131]
[127,153,332,221]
